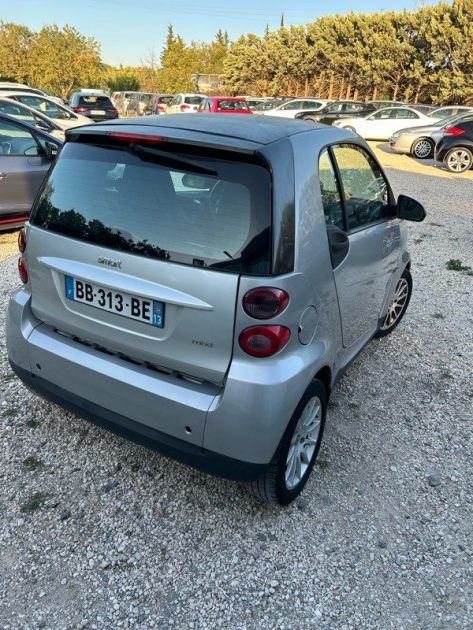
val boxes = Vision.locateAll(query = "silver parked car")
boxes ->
[390,112,473,159]
[0,113,62,231]
[7,115,425,504]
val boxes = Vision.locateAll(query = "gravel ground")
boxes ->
[0,149,472,629]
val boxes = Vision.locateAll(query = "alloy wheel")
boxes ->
[285,396,322,490]
[413,139,433,159]
[380,277,409,331]
[446,149,472,173]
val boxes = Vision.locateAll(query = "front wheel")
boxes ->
[444,147,473,173]
[247,380,327,505]
[411,137,434,159]
[375,269,412,337]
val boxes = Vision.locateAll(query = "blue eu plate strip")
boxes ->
[152,301,164,328]
[65,275,74,300]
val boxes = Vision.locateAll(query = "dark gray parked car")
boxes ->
[7,115,425,504]
[0,113,62,231]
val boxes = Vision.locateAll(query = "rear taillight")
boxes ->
[239,325,290,358]
[18,227,27,253]
[18,256,28,284]
[444,126,465,136]
[180,104,190,111]
[73,106,88,113]
[106,132,168,145]
[243,287,289,319]
[105,107,118,114]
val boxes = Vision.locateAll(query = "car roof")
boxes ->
[210,96,247,101]
[0,90,56,101]
[83,113,324,145]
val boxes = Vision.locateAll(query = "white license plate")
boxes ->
[65,276,164,327]
[91,109,105,115]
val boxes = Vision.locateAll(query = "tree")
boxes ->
[0,22,33,84]
[28,25,102,97]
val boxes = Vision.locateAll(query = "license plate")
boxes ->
[91,109,105,115]
[65,276,164,327]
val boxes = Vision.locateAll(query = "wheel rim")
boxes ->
[380,277,409,331]
[414,140,432,158]
[285,396,322,490]
[447,150,471,172]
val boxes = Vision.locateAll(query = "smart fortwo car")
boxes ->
[7,115,425,505]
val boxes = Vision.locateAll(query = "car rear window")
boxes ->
[78,96,113,107]
[31,142,272,275]
[217,100,249,111]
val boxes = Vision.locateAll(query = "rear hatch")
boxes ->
[27,131,272,384]
[75,95,117,120]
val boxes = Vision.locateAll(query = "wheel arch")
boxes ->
[314,366,332,397]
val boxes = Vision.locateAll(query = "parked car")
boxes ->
[390,112,473,159]
[126,92,158,117]
[0,97,67,139]
[0,91,91,128]
[435,118,473,173]
[296,101,376,125]
[410,104,438,116]
[112,91,141,117]
[240,97,271,110]
[166,94,205,114]
[69,92,119,122]
[368,100,406,109]
[263,98,327,118]
[151,94,174,114]
[333,106,434,140]
[252,97,295,112]
[0,113,62,231]
[197,96,252,114]
[429,106,473,120]
[0,82,64,105]
[6,115,426,504]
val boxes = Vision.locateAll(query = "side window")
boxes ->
[394,109,418,119]
[370,109,394,120]
[0,120,39,156]
[332,144,390,231]
[318,149,344,229]
[327,103,343,113]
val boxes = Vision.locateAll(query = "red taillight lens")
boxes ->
[18,256,28,284]
[73,106,88,113]
[444,126,465,136]
[106,132,168,145]
[105,107,118,114]
[239,325,290,358]
[180,104,190,111]
[18,227,27,253]
[243,288,289,320]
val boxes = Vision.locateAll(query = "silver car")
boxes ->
[0,113,61,231]
[390,112,473,159]
[7,115,425,504]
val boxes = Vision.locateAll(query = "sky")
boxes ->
[0,0,437,66]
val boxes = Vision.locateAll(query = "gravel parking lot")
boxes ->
[1,146,472,629]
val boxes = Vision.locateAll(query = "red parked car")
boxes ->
[197,97,252,114]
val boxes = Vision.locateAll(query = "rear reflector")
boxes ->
[239,325,290,358]
[243,287,289,320]
[106,132,168,145]
[18,256,28,284]
[444,126,465,136]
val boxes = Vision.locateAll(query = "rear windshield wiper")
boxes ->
[129,144,217,176]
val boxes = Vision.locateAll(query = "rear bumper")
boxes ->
[9,361,265,482]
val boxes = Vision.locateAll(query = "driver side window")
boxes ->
[0,120,39,156]
[332,144,390,231]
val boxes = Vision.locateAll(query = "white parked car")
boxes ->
[0,97,66,139]
[333,107,434,140]
[166,94,205,114]
[264,98,328,118]
[0,91,91,128]
[0,82,64,105]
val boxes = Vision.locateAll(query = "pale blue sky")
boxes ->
[1,0,439,66]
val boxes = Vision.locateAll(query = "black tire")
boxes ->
[444,147,473,173]
[247,379,327,505]
[375,268,412,338]
[411,137,434,159]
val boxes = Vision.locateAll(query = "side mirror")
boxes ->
[44,141,59,159]
[397,194,426,222]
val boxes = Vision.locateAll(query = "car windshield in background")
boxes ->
[185,97,203,105]
[31,143,272,274]
[78,96,113,107]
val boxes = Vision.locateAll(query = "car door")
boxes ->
[318,102,343,124]
[319,143,400,348]
[0,118,53,218]
[168,95,181,114]
[389,108,422,135]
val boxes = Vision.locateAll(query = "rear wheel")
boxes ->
[444,147,473,173]
[375,269,412,337]
[411,137,434,159]
[247,380,327,505]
